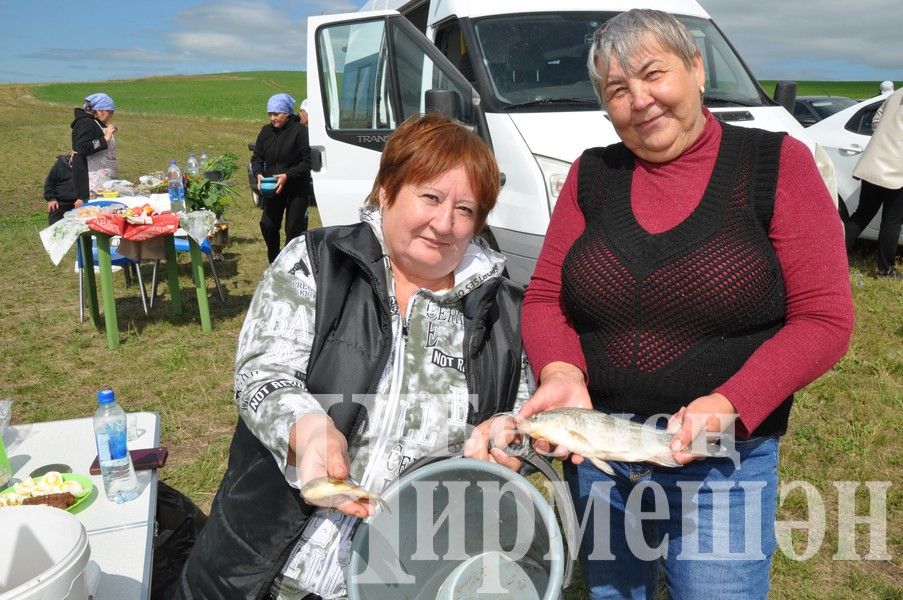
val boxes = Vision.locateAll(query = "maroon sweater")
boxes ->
[523,113,855,436]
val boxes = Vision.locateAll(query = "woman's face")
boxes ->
[94,110,114,124]
[599,36,706,163]
[269,112,290,128]
[380,164,478,289]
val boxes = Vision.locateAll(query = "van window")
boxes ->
[470,12,768,111]
[316,15,476,144]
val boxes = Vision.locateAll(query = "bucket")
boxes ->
[0,506,91,600]
[348,457,571,600]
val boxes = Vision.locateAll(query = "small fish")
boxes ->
[300,476,390,513]
[518,408,723,475]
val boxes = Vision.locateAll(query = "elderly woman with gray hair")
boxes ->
[518,9,854,599]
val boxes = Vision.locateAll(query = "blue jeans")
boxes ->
[564,436,779,600]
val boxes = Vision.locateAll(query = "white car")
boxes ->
[806,94,902,245]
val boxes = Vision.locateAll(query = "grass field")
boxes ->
[1,74,900,599]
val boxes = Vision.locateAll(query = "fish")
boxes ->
[300,476,391,513]
[517,408,724,476]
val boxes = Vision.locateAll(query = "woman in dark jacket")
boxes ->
[70,92,117,202]
[251,93,312,263]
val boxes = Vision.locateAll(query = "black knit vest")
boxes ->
[563,124,792,436]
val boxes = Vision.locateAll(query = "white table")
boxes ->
[3,412,160,600]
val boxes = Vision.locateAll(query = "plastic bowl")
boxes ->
[259,177,278,194]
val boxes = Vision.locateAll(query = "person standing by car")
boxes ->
[71,92,117,203]
[252,93,312,263]
[845,86,903,279]
[519,10,854,599]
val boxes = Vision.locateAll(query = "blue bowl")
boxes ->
[260,177,278,195]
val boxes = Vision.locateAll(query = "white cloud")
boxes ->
[704,0,903,80]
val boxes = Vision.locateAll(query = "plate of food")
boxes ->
[0,472,94,512]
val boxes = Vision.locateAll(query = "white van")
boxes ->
[306,0,833,284]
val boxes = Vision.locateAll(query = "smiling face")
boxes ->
[599,36,706,163]
[268,112,290,128]
[380,164,478,289]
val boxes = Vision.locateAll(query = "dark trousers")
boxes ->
[260,192,309,263]
[48,200,78,226]
[845,180,903,272]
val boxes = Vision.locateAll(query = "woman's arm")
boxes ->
[250,126,268,179]
[71,119,107,157]
[234,236,334,482]
[522,160,588,381]
[713,135,855,435]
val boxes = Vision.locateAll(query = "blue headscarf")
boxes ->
[84,93,115,111]
[267,93,295,115]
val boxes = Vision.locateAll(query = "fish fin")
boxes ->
[566,429,591,445]
[589,457,615,475]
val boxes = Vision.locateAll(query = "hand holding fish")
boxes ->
[463,414,522,471]
[291,413,371,518]
[518,361,592,464]
[668,392,738,465]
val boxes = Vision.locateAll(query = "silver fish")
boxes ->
[517,408,720,475]
[300,476,391,513]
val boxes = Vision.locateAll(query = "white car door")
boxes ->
[306,11,485,227]
[808,98,884,223]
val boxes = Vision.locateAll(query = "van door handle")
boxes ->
[499,172,506,188]
[838,144,863,156]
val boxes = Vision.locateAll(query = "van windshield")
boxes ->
[470,12,767,111]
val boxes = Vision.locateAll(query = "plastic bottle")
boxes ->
[199,151,209,171]
[93,388,139,503]
[167,160,186,213]
[186,152,199,176]
[0,436,12,490]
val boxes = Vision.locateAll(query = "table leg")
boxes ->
[94,235,120,350]
[162,235,182,316]
[79,235,101,328]
[189,239,212,332]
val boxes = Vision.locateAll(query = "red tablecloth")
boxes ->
[88,213,181,242]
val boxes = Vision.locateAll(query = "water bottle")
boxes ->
[186,152,199,176]
[167,160,186,213]
[199,151,208,171]
[93,388,139,503]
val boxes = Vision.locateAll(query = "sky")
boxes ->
[0,0,900,84]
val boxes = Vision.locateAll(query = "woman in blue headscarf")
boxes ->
[251,92,313,263]
[70,92,118,202]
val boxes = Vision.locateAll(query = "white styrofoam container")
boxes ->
[0,506,90,600]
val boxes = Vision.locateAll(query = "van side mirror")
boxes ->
[773,81,797,113]
[425,89,459,120]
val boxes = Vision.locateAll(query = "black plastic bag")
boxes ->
[151,482,208,600]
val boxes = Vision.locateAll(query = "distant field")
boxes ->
[759,80,899,100]
[31,71,307,121]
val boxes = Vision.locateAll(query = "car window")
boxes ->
[845,102,882,136]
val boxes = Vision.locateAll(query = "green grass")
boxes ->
[30,71,307,121]
[1,76,901,599]
[759,80,900,100]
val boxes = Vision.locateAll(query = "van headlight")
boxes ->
[533,155,571,214]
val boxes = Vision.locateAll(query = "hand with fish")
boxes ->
[664,392,738,464]
[517,361,593,463]
[290,413,374,518]
[463,414,523,471]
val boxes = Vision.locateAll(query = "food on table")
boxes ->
[75,205,104,218]
[22,492,77,510]
[0,473,90,510]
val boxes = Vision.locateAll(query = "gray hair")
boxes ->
[587,9,700,100]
